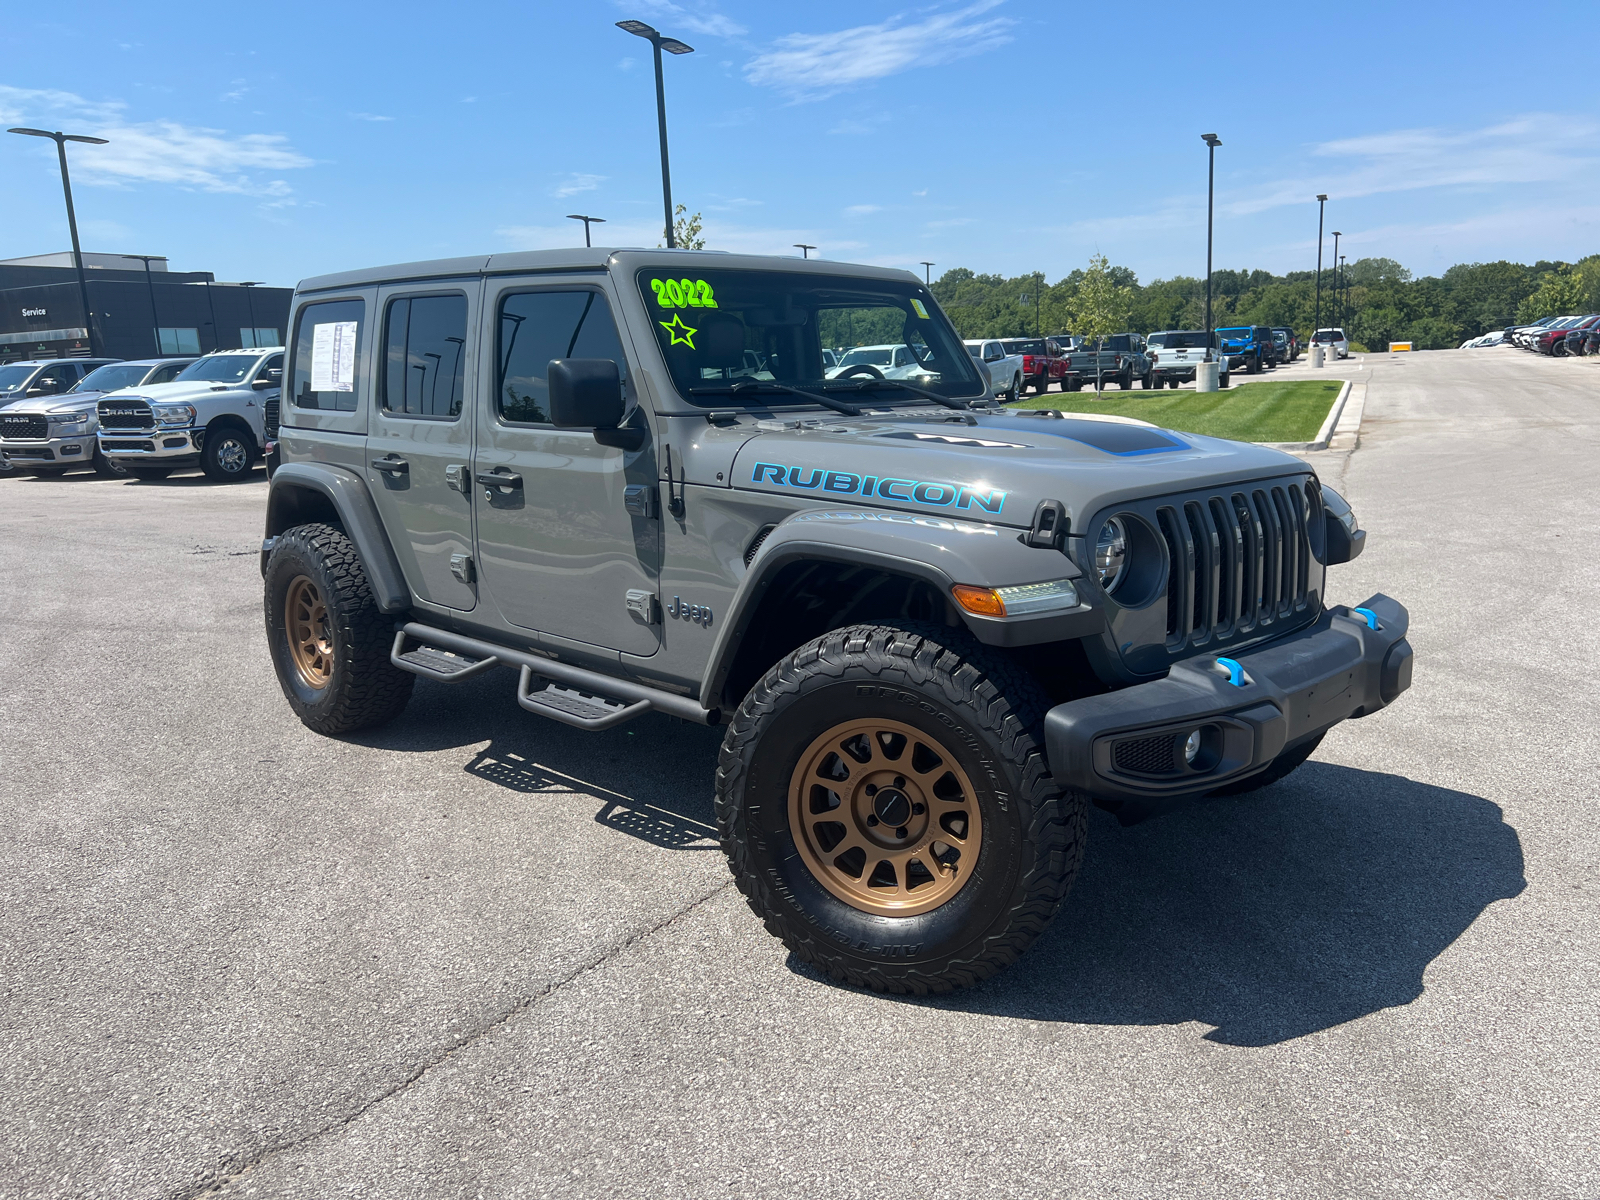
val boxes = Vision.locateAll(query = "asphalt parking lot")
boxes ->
[2,348,1596,1200]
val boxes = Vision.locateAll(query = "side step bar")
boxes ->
[390,622,719,730]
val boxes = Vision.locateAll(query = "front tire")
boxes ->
[716,624,1088,994]
[93,448,128,478]
[201,426,256,481]
[265,523,415,735]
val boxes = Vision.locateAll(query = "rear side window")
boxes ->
[497,290,628,425]
[290,298,365,411]
[383,294,467,419]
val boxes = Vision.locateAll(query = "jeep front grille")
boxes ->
[1157,482,1316,644]
[1,414,47,440]
[98,401,154,431]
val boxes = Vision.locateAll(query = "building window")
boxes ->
[240,327,281,348]
[159,328,202,355]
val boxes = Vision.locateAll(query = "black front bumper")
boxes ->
[1045,593,1412,807]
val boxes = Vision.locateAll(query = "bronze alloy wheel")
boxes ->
[789,718,983,917]
[285,574,333,689]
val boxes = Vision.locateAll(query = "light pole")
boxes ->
[239,282,264,347]
[1201,134,1221,363]
[1033,271,1043,337]
[921,261,935,286]
[793,243,816,259]
[616,20,694,248]
[567,214,606,247]
[1330,230,1341,331]
[1314,194,1328,334]
[1339,254,1348,332]
[8,126,109,356]
[123,254,168,356]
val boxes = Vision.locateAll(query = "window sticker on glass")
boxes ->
[659,313,698,348]
[311,321,358,392]
[649,278,718,309]
[910,298,930,319]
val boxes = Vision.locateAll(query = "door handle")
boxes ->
[475,470,523,489]
[371,456,409,474]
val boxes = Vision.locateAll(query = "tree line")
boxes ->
[928,253,1600,351]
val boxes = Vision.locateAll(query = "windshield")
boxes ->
[176,354,263,383]
[1217,328,1250,339]
[1002,339,1044,355]
[72,363,149,393]
[639,268,983,406]
[0,365,40,390]
[1147,331,1212,349]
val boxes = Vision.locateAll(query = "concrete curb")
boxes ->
[1255,378,1353,451]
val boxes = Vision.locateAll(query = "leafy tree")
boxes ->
[660,205,705,250]
[1064,254,1134,393]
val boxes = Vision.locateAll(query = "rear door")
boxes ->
[473,276,660,656]
[366,282,479,612]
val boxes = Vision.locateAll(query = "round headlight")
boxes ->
[1095,518,1128,592]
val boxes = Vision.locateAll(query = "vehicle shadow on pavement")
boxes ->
[894,763,1527,1047]
[351,674,725,851]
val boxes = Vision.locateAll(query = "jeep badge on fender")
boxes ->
[260,246,1412,996]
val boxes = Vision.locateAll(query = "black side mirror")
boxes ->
[547,358,643,450]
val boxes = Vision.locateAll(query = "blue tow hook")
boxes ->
[1216,657,1245,687]
[1353,606,1380,631]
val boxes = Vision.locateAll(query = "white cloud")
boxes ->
[221,79,248,103]
[552,172,605,198]
[1233,114,1600,215]
[617,56,637,71]
[351,112,394,122]
[912,188,929,197]
[845,204,882,215]
[0,85,311,197]
[745,2,1015,100]
[620,0,746,38]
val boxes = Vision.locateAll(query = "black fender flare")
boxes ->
[261,461,410,613]
[699,506,1103,707]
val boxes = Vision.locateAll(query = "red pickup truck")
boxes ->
[1002,337,1076,393]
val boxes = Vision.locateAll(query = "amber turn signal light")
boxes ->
[951,585,1007,617]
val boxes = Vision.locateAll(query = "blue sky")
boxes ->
[3,0,1596,288]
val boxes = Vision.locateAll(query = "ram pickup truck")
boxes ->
[97,347,283,481]
[1002,338,1074,394]
[964,339,1026,401]
[0,357,193,476]
[1145,331,1230,389]
[1061,333,1153,390]
[261,246,1412,997]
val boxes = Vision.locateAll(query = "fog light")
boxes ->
[1184,729,1203,765]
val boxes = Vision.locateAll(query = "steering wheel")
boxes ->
[836,364,885,381]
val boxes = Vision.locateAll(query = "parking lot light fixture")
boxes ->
[616,20,694,249]
[1339,254,1348,332]
[793,243,816,259]
[1201,134,1221,363]
[567,214,606,247]
[9,126,109,356]
[123,255,168,357]
[921,261,935,286]
[1314,195,1328,334]
[1330,232,1342,335]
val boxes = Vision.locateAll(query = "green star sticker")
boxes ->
[660,313,698,348]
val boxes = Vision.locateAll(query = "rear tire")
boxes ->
[717,623,1088,995]
[1005,374,1021,403]
[264,522,415,735]
[1209,733,1325,797]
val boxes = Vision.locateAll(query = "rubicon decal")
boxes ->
[750,462,1006,515]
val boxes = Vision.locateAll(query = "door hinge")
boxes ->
[625,589,659,624]
[450,553,475,584]
[624,483,658,519]
[445,463,468,494]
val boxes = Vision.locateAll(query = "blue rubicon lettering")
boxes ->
[750,461,1005,515]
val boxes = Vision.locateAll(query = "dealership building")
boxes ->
[0,252,292,364]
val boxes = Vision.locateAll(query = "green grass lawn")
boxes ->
[1010,378,1344,443]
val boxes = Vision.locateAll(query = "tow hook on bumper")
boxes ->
[1044,593,1413,804]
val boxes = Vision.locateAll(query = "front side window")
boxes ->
[498,290,627,425]
[290,299,364,411]
[147,362,187,384]
[73,363,149,393]
[637,268,982,408]
[384,295,467,418]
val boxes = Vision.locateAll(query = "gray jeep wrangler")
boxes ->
[261,249,1413,994]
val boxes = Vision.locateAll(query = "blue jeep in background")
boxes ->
[1216,325,1277,374]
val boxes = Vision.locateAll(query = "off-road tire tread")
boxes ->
[267,522,413,734]
[716,622,1088,995]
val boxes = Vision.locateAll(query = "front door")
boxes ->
[366,282,479,612]
[473,279,660,656]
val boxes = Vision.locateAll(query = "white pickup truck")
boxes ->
[963,338,1025,401]
[97,347,282,481]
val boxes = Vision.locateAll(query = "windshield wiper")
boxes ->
[690,379,862,417]
[822,378,978,411]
